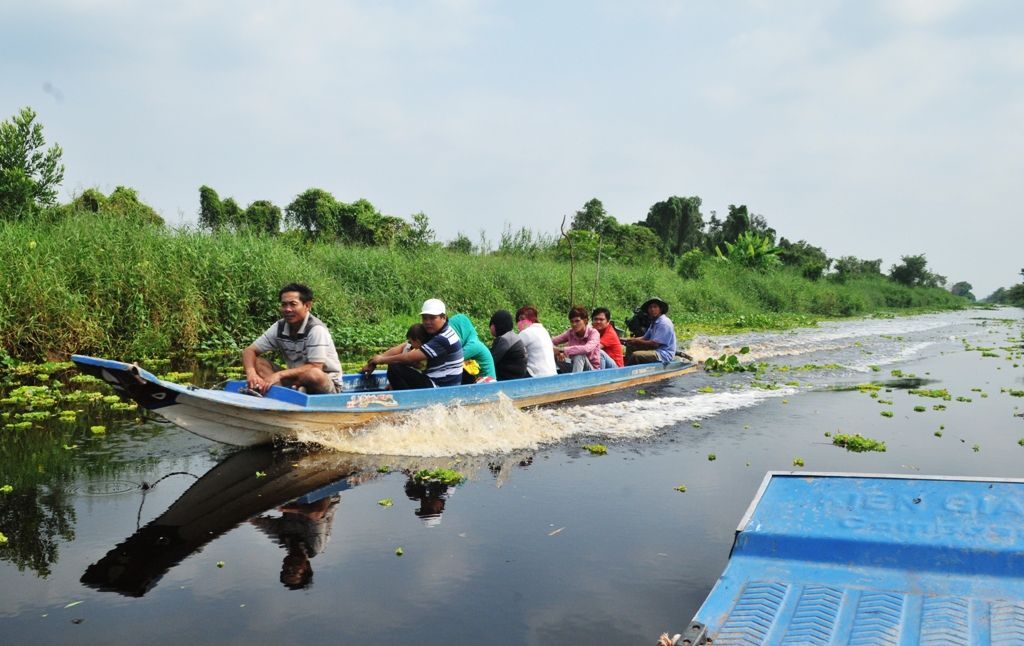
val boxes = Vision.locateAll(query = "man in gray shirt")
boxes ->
[242,283,344,394]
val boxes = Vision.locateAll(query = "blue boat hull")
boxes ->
[671,471,1024,645]
[72,354,696,446]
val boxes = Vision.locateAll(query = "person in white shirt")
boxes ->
[514,305,558,377]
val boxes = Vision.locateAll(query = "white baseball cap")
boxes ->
[420,298,446,316]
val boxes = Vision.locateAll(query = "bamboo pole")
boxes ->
[560,215,575,306]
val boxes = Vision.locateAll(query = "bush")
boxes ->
[677,249,704,280]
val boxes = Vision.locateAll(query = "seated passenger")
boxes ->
[592,307,624,369]
[359,299,464,390]
[550,305,601,373]
[242,282,343,395]
[623,297,677,365]
[365,323,430,377]
[448,314,497,384]
[488,310,529,381]
[515,305,558,377]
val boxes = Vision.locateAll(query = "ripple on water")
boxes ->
[59,480,141,496]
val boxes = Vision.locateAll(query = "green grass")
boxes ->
[0,212,967,361]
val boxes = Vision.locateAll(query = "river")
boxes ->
[1,308,1022,645]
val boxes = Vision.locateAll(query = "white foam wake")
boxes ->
[297,388,794,457]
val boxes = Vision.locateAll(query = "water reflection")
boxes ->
[80,447,374,597]
[250,495,342,590]
[404,477,452,526]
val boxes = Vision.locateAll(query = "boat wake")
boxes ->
[297,387,793,457]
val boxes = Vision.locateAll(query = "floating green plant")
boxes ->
[973,445,980,452]
[914,406,926,412]
[869,365,881,372]
[396,548,403,556]
[582,444,607,455]
[909,389,949,398]
[880,411,894,418]
[703,347,754,373]
[414,469,465,484]
[673,485,687,492]
[935,431,943,437]
[0,485,12,493]
[878,399,893,405]
[697,386,713,393]
[376,466,389,473]
[855,384,882,392]
[707,454,716,461]
[1018,438,1024,447]
[832,434,886,452]
[793,458,805,467]
[891,369,903,377]
[255,471,266,477]
[378,499,393,507]
[90,425,105,434]
[110,402,136,410]
[824,431,831,437]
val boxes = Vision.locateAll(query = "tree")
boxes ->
[642,196,704,257]
[950,281,975,301]
[715,230,782,270]
[445,232,475,254]
[0,107,64,219]
[107,186,164,226]
[832,256,882,282]
[240,200,282,234]
[198,185,226,230]
[889,254,943,287]
[778,238,831,281]
[570,198,608,233]
[285,188,341,238]
[399,212,435,249]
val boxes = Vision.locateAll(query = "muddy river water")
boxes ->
[1,308,1022,645]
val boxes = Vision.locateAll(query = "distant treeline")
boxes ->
[1,105,971,292]
[0,106,972,360]
[983,270,1024,306]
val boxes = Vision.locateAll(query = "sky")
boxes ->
[2,0,1023,296]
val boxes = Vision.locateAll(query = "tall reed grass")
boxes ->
[0,213,965,360]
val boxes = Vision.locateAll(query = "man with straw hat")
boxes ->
[623,297,676,365]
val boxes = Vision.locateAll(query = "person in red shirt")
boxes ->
[592,307,624,368]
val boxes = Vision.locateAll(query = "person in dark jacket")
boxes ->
[488,310,529,381]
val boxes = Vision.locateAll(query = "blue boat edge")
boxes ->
[673,470,1024,646]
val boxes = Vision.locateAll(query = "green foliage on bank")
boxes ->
[0,211,965,361]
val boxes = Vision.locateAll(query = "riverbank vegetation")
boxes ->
[0,106,969,362]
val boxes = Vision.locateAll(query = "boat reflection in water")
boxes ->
[80,446,390,597]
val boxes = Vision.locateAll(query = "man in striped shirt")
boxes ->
[360,299,464,390]
[243,283,344,394]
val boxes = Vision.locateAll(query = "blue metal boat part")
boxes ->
[679,472,1024,646]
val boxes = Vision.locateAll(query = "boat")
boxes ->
[71,354,697,447]
[665,471,1024,645]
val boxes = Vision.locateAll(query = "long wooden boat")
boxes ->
[666,471,1024,645]
[71,354,696,447]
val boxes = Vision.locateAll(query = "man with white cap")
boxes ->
[359,299,464,389]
